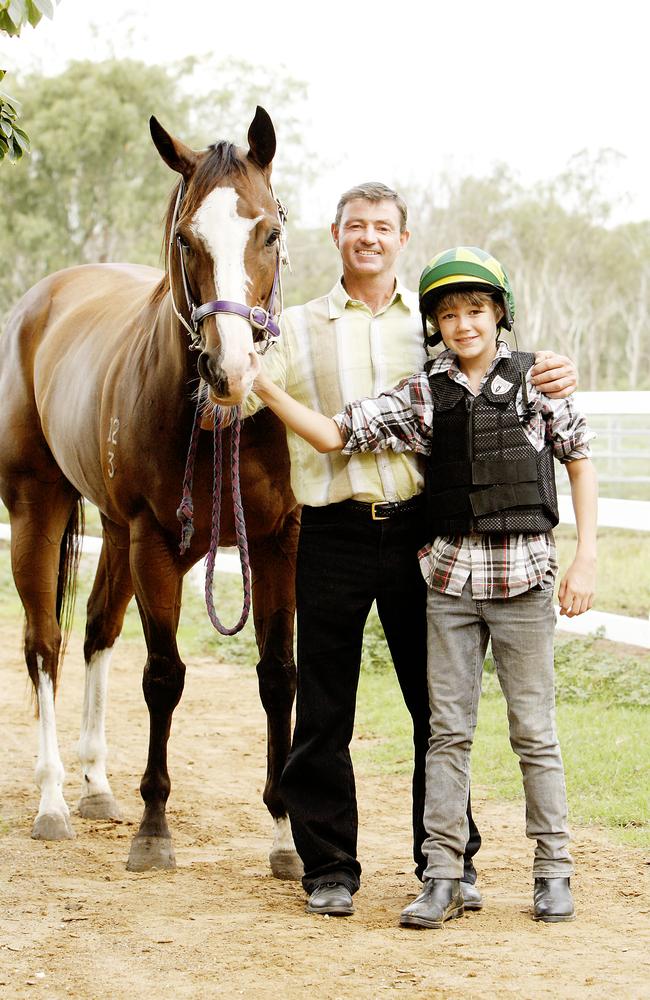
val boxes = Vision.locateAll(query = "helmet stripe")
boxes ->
[419,260,504,297]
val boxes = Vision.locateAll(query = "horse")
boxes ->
[0,107,303,878]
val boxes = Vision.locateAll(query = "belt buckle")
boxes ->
[371,501,389,521]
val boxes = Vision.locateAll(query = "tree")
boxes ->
[0,59,191,305]
[0,57,317,310]
[396,160,650,389]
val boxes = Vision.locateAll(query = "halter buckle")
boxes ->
[249,306,271,331]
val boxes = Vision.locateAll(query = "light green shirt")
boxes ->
[247,278,427,507]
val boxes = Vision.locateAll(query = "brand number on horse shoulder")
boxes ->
[107,417,120,478]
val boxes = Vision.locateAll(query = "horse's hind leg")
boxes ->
[78,518,134,821]
[249,506,303,880]
[6,477,81,840]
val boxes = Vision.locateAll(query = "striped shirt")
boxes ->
[334,342,594,598]
[247,278,427,507]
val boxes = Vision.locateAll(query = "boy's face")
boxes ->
[436,296,503,370]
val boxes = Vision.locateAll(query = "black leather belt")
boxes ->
[339,496,423,521]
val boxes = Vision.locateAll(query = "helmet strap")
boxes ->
[509,323,529,408]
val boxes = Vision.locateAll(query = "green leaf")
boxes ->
[0,10,20,35]
[0,71,6,84]
[0,119,13,137]
[12,126,29,151]
[25,1,44,29]
[0,92,21,115]
[32,0,54,17]
[7,1,24,26]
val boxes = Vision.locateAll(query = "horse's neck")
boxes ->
[142,293,200,405]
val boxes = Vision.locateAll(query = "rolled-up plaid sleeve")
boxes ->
[542,395,596,462]
[333,373,432,456]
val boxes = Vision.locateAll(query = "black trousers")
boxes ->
[280,501,481,895]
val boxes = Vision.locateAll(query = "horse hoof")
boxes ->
[78,793,122,821]
[126,836,176,872]
[31,812,75,841]
[269,848,304,881]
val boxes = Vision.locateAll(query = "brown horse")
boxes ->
[0,107,302,876]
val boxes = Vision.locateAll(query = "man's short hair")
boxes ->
[334,182,408,232]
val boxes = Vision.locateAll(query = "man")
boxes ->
[254,183,576,916]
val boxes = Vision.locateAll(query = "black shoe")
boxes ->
[306,882,354,916]
[400,878,464,929]
[460,879,483,911]
[533,877,575,922]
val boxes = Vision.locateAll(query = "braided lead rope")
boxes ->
[203,407,251,635]
[177,392,205,554]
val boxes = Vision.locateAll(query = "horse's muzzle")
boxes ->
[197,349,229,400]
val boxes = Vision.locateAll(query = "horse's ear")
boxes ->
[247,106,276,170]
[150,116,198,178]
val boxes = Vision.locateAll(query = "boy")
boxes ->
[253,246,597,927]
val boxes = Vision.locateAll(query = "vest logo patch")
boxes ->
[491,375,514,396]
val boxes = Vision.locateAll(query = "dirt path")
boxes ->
[1,621,649,1000]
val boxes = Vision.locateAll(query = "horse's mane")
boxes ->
[150,140,248,307]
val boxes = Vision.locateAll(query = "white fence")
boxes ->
[555,391,649,647]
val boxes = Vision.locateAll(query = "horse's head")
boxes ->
[151,108,283,407]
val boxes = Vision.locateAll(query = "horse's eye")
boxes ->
[265,230,280,247]
[176,235,191,254]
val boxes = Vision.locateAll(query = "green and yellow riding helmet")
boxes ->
[419,246,516,347]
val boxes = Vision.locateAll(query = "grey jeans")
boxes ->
[423,579,573,879]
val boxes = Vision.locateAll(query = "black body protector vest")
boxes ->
[425,352,560,536]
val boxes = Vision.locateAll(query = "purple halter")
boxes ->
[190,273,282,342]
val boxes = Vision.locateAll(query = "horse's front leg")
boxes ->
[78,518,134,821]
[250,506,302,880]
[126,530,185,872]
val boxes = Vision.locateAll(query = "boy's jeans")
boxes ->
[423,579,573,879]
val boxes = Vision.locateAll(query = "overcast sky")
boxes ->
[3,0,648,226]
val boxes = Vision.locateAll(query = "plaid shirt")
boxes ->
[334,342,594,598]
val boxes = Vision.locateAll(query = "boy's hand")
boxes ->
[557,555,596,617]
[531,352,577,398]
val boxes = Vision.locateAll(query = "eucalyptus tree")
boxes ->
[0,56,315,309]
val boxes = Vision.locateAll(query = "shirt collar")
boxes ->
[327,276,411,319]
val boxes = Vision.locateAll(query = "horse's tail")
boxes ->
[54,495,85,689]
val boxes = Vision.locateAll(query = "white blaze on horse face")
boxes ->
[35,661,71,827]
[191,186,261,396]
[78,647,115,800]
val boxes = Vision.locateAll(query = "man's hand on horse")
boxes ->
[531,352,578,398]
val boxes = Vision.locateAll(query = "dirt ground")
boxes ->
[1,618,649,1000]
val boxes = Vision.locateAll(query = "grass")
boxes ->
[554,524,650,619]
[354,660,650,850]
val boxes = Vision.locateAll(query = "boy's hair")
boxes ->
[334,182,408,232]
[427,287,504,328]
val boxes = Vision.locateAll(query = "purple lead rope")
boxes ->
[177,398,251,635]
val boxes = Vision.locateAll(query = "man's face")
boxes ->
[331,198,409,281]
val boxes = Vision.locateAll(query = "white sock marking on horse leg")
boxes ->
[78,647,114,799]
[272,815,296,853]
[35,659,69,822]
